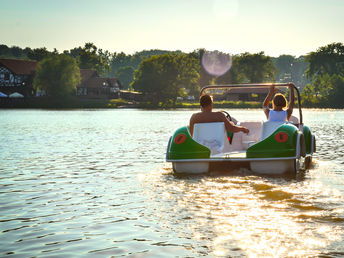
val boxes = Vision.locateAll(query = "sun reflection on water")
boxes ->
[143,162,344,257]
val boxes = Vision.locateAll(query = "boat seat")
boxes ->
[260,121,285,140]
[289,115,299,124]
[239,121,262,149]
[193,122,226,155]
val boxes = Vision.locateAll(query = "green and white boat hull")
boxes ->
[166,122,315,175]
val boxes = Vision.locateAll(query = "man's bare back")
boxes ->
[190,111,224,124]
[190,110,248,136]
[189,94,249,136]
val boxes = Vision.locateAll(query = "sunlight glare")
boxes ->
[201,50,232,76]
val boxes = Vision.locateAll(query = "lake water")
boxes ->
[1,109,344,257]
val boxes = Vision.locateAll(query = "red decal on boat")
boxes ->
[174,134,187,144]
[274,132,289,143]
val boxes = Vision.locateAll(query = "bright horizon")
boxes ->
[1,0,344,57]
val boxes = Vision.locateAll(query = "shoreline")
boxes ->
[0,98,343,110]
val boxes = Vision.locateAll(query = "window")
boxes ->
[4,73,10,80]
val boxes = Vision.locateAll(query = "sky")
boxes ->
[1,0,344,57]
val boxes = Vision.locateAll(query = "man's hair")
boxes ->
[200,94,213,108]
[273,93,287,108]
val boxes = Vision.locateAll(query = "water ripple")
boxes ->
[0,109,343,257]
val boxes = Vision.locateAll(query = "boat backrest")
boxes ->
[239,121,262,142]
[224,131,244,152]
[239,121,263,149]
[289,115,299,124]
[260,121,285,140]
[193,122,226,155]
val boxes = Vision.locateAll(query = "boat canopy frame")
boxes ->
[200,83,303,125]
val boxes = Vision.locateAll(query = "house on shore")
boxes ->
[0,58,37,97]
[77,69,122,98]
[0,58,123,99]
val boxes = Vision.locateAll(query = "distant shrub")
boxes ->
[108,98,130,108]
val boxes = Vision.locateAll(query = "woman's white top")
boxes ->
[268,110,287,122]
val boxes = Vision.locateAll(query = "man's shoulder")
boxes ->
[213,111,226,118]
[190,112,202,121]
[191,112,202,118]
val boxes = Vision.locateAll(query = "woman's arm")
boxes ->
[263,86,275,119]
[287,85,295,120]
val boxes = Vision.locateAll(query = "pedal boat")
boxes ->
[166,83,316,175]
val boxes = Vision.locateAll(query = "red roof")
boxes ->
[78,69,122,89]
[0,58,37,75]
[86,77,108,89]
[84,77,120,89]
[80,69,98,84]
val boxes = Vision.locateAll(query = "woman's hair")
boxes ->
[273,93,288,108]
[200,94,213,108]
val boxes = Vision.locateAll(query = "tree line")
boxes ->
[301,43,344,108]
[1,42,343,107]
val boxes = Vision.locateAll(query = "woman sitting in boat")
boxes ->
[189,94,249,136]
[263,85,295,121]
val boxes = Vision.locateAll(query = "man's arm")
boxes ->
[189,114,195,136]
[220,113,249,134]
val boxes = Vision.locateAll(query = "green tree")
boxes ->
[10,46,25,58]
[27,47,52,61]
[302,43,344,107]
[77,43,109,75]
[0,44,11,57]
[116,66,134,90]
[131,54,199,105]
[64,46,82,58]
[303,74,330,105]
[175,53,200,97]
[108,49,183,78]
[305,42,344,78]
[131,54,179,105]
[273,55,295,82]
[33,54,81,97]
[236,52,277,83]
[110,52,133,77]
[301,73,344,108]
[327,74,344,108]
[190,49,216,87]
[291,56,310,90]
[300,83,317,106]
[215,57,244,84]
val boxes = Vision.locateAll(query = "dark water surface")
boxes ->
[1,109,344,257]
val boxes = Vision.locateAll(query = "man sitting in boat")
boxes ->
[263,85,295,121]
[189,94,249,136]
